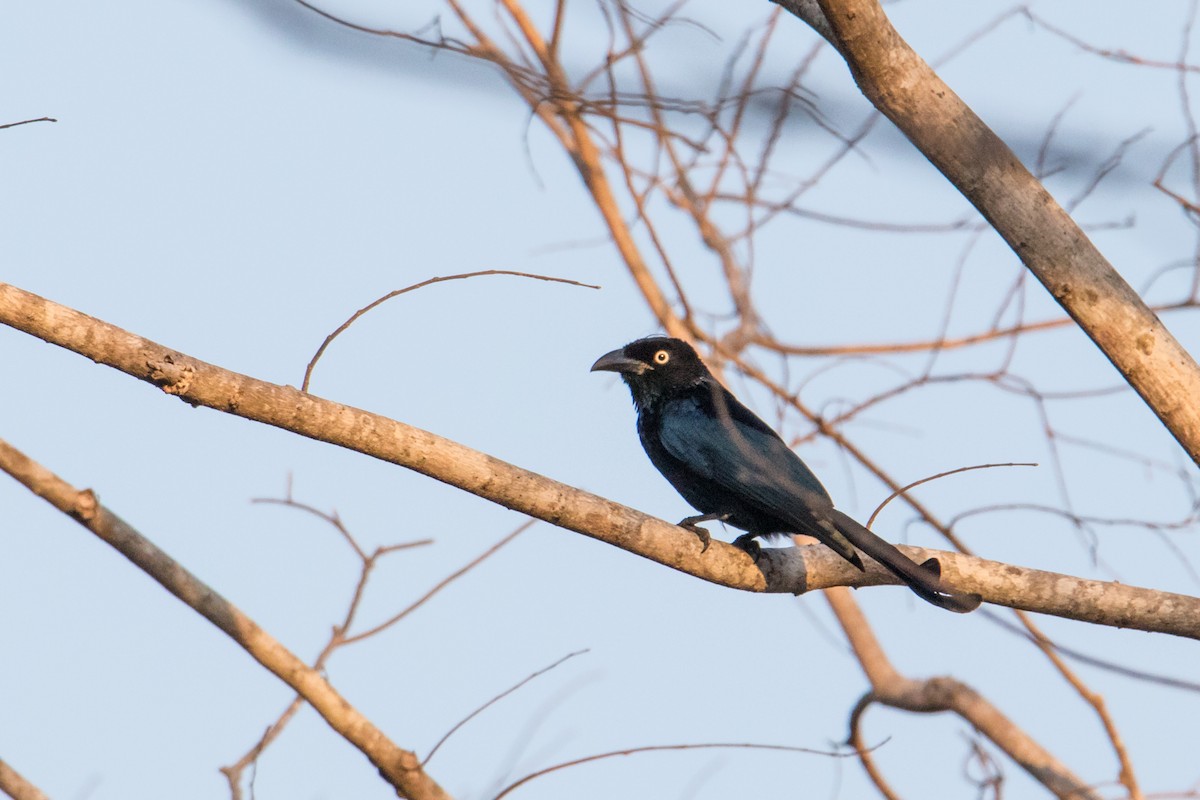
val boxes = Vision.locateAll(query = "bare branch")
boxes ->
[751,300,1200,357]
[342,523,528,644]
[4,282,1200,634]
[1027,10,1200,73]
[774,544,1200,637]
[1008,611,1143,799]
[424,649,589,766]
[493,740,864,800]
[800,0,1200,467]
[0,117,56,131]
[0,438,452,800]
[221,500,516,794]
[827,588,1100,800]
[982,609,1200,692]
[0,760,50,800]
[865,462,1039,528]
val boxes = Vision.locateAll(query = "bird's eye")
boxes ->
[653,350,670,364]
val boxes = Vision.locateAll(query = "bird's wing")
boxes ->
[658,387,981,612]
[657,388,834,522]
[657,386,866,567]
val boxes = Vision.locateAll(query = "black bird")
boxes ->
[591,336,980,613]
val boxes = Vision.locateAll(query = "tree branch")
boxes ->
[790,0,1200,468]
[3,281,1200,635]
[786,544,1200,638]
[827,588,1100,800]
[0,438,452,800]
[770,0,837,49]
[0,759,49,800]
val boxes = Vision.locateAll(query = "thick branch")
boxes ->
[795,0,1200,467]
[0,439,451,800]
[0,760,49,800]
[0,282,759,591]
[3,282,1200,635]
[783,546,1200,638]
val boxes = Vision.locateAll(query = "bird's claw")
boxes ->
[677,512,729,553]
[678,521,712,552]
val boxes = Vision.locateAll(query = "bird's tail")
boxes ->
[827,510,981,613]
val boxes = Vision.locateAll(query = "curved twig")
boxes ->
[424,649,589,766]
[493,740,866,800]
[301,270,599,391]
[865,462,1038,528]
[846,694,902,800]
[0,116,57,131]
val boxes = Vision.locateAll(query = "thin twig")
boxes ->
[866,462,1038,528]
[981,609,1200,693]
[0,116,57,130]
[222,493,437,795]
[302,270,599,392]
[424,649,589,766]
[493,740,869,800]
[342,521,531,644]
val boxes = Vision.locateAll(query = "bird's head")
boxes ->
[590,337,709,407]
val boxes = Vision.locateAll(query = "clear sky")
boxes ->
[3,1,1199,799]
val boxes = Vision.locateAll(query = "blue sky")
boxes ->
[3,1,1200,798]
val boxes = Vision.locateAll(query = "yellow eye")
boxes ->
[653,350,670,364]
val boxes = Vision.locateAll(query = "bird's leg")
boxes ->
[676,512,730,552]
[731,533,763,561]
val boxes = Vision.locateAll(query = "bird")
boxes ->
[591,336,981,613]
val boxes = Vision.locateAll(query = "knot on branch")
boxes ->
[395,750,423,773]
[148,354,195,397]
[72,488,99,523]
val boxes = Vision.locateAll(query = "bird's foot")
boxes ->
[731,533,762,561]
[677,513,729,553]
[680,523,711,552]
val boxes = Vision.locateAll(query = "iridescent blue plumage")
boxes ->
[592,336,980,613]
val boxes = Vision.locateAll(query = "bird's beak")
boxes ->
[590,348,647,375]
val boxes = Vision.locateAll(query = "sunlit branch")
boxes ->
[0,438,452,800]
[4,282,1200,637]
[827,587,1101,800]
[0,759,49,800]
[799,0,1200,466]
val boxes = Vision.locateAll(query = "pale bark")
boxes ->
[0,760,50,800]
[0,438,452,800]
[826,589,1102,800]
[773,0,1200,467]
[3,281,1199,636]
